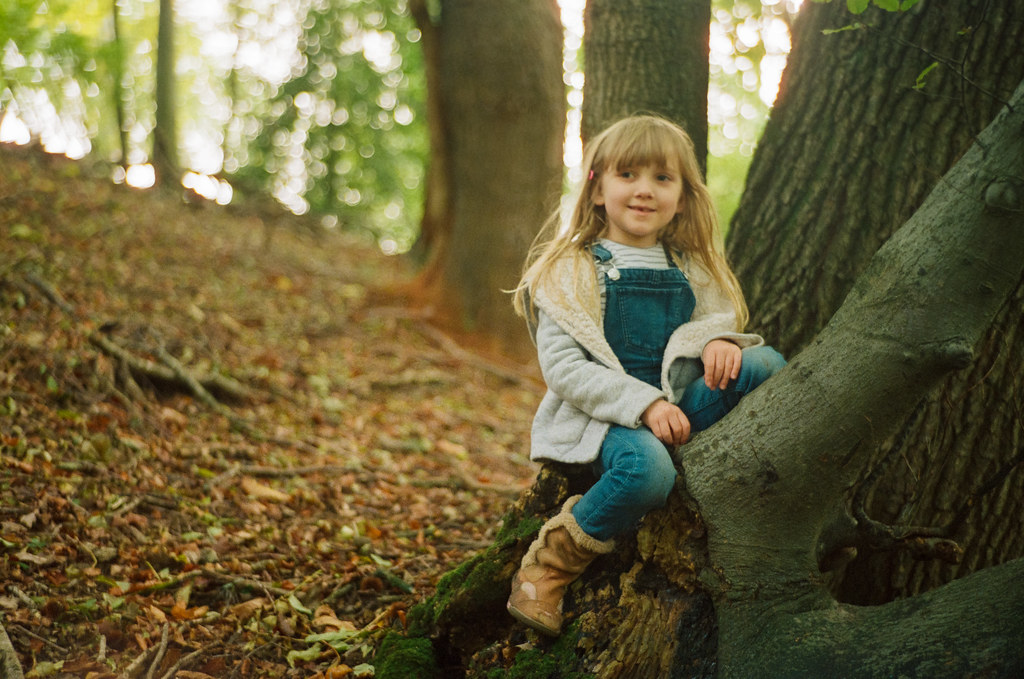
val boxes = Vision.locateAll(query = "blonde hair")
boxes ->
[512,114,748,329]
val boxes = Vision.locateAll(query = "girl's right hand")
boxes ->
[641,399,691,446]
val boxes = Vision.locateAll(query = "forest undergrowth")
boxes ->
[0,143,541,678]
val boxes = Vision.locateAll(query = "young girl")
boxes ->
[506,115,786,636]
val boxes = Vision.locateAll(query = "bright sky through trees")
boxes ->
[1,0,801,209]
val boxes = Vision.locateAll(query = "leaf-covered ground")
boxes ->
[0,144,541,678]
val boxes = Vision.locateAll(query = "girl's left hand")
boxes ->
[702,339,741,390]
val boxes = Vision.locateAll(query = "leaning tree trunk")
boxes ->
[725,0,1024,605]
[582,0,710,168]
[374,79,1024,679]
[421,0,564,359]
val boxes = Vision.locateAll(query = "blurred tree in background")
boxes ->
[1,0,790,248]
[402,0,564,358]
[153,0,178,182]
[583,0,711,168]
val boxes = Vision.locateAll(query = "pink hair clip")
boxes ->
[587,170,595,180]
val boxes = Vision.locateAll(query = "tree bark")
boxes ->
[414,0,564,359]
[726,0,1024,605]
[694,75,1024,678]
[583,0,710,169]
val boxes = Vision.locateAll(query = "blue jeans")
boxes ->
[678,346,787,433]
[572,346,786,541]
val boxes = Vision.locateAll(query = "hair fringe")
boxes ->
[511,114,748,330]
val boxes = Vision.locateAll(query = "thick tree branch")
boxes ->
[683,77,1024,677]
[726,556,1024,678]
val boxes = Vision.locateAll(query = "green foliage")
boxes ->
[0,0,157,162]
[483,622,591,678]
[709,0,779,158]
[237,0,427,249]
[708,151,754,235]
[4,0,427,249]
[813,0,923,14]
[913,61,940,90]
[0,1,98,135]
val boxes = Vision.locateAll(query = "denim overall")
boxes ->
[571,243,787,540]
[597,243,696,388]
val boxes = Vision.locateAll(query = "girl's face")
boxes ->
[593,163,685,248]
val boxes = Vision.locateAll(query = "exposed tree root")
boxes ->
[6,271,338,455]
[87,331,252,402]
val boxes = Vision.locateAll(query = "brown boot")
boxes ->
[507,496,614,636]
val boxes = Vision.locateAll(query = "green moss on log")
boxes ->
[408,510,543,636]
[483,623,593,679]
[375,633,440,679]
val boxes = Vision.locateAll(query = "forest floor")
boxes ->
[0,143,542,678]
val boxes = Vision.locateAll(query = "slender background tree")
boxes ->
[152,0,178,183]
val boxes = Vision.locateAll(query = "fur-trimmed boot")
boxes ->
[507,495,614,636]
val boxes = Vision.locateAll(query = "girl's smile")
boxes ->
[593,165,685,248]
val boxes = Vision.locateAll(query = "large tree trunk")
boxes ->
[414,0,564,359]
[726,0,1024,605]
[375,78,1024,679]
[697,76,1024,678]
[582,0,710,168]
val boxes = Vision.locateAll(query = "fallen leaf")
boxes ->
[15,550,54,566]
[160,407,188,427]
[171,601,209,620]
[148,605,167,624]
[19,511,37,528]
[229,597,267,621]
[311,606,356,632]
[240,477,291,503]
